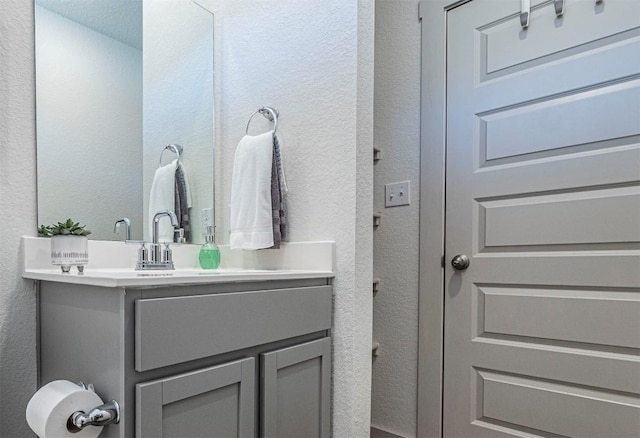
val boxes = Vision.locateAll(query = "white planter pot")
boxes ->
[50,235,88,271]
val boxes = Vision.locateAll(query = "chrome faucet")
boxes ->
[113,218,131,241]
[135,210,178,270]
[151,210,178,263]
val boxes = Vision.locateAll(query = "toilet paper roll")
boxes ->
[26,380,104,438]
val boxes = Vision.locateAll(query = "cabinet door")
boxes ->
[261,337,331,438]
[137,358,255,437]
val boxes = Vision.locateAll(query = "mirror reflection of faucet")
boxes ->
[133,210,179,271]
[113,218,131,241]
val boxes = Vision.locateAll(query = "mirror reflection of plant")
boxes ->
[38,219,92,237]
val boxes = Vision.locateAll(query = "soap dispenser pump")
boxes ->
[199,226,220,269]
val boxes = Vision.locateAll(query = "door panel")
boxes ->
[481,186,640,247]
[473,144,640,197]
[478,369,640,438]
[481,286,640,348]
[481,80,640,161]
[444,0,640,436]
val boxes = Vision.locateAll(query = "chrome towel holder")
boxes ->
[246,106,279,135]
[159,143,183,167]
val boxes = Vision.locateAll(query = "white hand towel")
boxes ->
[230,131,274,250]
[148,159,178,242]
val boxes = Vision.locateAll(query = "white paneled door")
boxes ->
[443,0,640,436]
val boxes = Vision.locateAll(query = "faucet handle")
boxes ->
[163,243,173,264]
[138,243,149,264]
[134,242,150,270]
[124,240,148,262]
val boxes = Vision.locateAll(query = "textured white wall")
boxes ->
[0,0,38,436]
[371,1,422,436]
[201,0,374,435]
[0,0,374,436]
[142,0,214,242]
[355,0,375,434]
[35,6,143,241]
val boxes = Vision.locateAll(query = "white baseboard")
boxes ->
[371,427,405,438]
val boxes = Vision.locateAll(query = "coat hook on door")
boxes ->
[520,0,530,28]
[554,0,565,17]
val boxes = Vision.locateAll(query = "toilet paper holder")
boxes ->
[67,382,120,432]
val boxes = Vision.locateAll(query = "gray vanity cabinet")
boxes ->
[137,358,256,437]
[37,277,332,438]
[261,338,331,438]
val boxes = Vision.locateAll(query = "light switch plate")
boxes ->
[385,181,410,207]
[202,207,214,228]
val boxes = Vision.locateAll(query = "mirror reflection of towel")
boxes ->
[148,159,178,242]
[174,163,191,242]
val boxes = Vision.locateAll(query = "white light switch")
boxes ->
[202,208,214,228]
[385,181,410,207]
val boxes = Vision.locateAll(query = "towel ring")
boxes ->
[245,106,279,135]
[159,144,183,167]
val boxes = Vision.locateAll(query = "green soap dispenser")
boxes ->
[199,226,220,269]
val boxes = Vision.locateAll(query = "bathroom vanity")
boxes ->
[24,238,334,438]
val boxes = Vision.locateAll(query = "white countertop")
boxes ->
[23,267,334,288]
[22,237,334,287]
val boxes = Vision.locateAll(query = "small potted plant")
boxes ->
[38,219,91,273]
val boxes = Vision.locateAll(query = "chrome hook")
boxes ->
[520,0,531,28]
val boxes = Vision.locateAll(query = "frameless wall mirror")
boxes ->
[35,0,214,244]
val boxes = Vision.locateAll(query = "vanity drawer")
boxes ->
[135,285,332,372]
